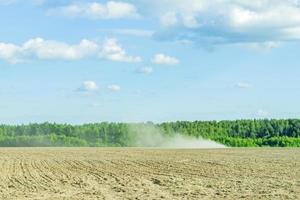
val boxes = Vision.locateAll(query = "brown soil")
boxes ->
[0,148,299,199]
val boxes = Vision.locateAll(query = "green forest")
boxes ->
[0,119,300,147]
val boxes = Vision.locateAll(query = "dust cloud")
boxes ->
[129,124,226,148]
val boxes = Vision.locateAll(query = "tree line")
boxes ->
[0,119,299,147]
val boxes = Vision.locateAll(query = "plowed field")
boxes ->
[0,148,299,199]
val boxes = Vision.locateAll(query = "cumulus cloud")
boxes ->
[236,41,280,51]
[0,43,22,64]
[152,54,179,65]
[47,1,139,19]
[235,82,252,89]
[124,0,300,48]
[99,38,142,63]
[0,37,141,63]
[160,12,178,27]
[0,38,97,63]
[78,81,98,92]
[98,28,154,37]
[108,84,121,92]
[23,38,98,60]
[0,0,57,6]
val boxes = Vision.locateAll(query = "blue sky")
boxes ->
[0,0,300,124]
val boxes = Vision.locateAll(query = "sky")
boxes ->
[0,0,300,124]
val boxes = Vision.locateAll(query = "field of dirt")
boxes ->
[0,148,299,200]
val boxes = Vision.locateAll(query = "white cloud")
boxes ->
[0,0,45,5]
[108,84,121,92]
[160,12,178,27]
[152,54,179,65]
[235,82,252,89]
[47,1,139,20]
[136,66,153,74]
[0,43,22,64]
[236,41,280,51]
[0,37,142,63]
[23,38,98,60]
[0,38,98,63]
[100,38,142,63]
[99,28,154,37]
[159,11,200,28]
[78,81,98,92]
[181,14,199,28]
[228,5,300,30]
[282,27,300,40]
[126,0,300,47]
